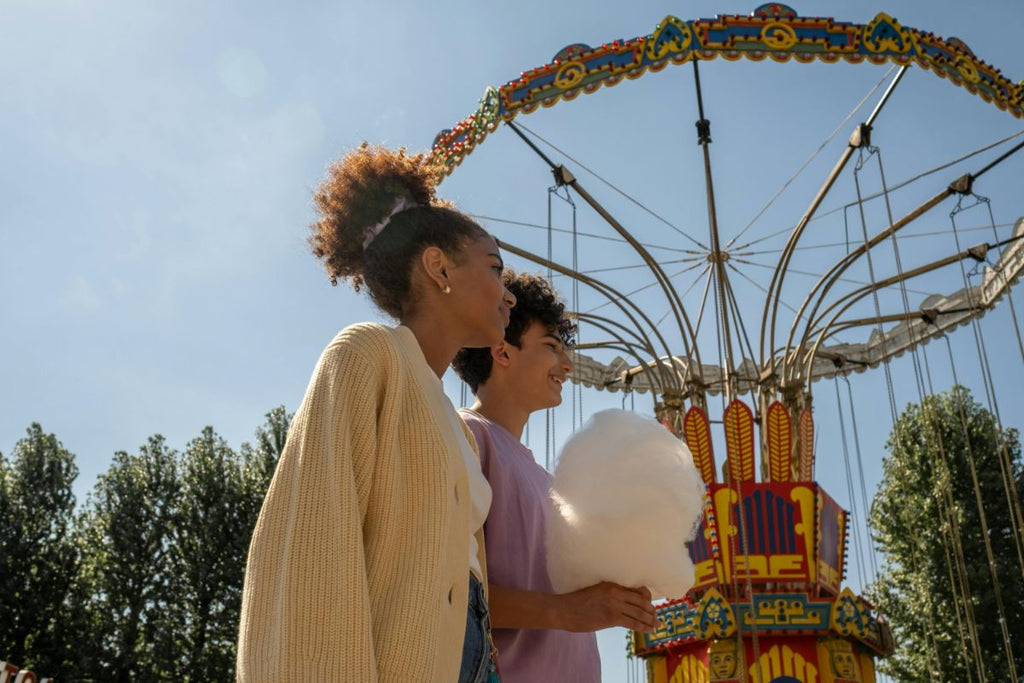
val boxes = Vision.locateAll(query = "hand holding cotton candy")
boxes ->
[547,409,706,600]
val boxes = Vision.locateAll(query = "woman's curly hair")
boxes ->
[310,144,486,318]
[453,270,576,392]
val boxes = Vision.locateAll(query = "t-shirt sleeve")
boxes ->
[461,413,495,479]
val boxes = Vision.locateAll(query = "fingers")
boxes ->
[623,586,653,606]
[609,583,654,610]
[604,583,658,632]
[571,581,659,632]
[618,607,658,632]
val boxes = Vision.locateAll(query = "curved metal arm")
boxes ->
[780,180,960,384]
[783,135,1024,387]
[574,311,658,361]
[505,120,704,376]
[573,313,668,394]
[760,67,908,376]
[798,244,988,382]
[498,239,684,394]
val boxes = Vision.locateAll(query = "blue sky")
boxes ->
[3,1,1023,678]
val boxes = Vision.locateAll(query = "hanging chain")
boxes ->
[920,343,988,680]
[834,378,866,589]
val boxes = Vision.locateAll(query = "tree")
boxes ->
[0,407,292,680]
[869,385,1024,682]
[160,427,250,681]
[237,406,291,546]
[0,424,80,677]
[75,435,180,680]
[240,405,290,487]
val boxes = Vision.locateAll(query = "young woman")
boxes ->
[236,145,515,682]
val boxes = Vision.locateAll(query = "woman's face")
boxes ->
[445,234,516,348]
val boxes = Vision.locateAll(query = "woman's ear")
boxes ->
[420,246,451,293]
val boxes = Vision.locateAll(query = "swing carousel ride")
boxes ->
[430,5,1024,682]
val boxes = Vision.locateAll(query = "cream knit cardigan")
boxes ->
[237,323,487,682]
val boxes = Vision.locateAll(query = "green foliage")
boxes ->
[0,407,291,681]
[161,426,249,681]
[76,435,180,680]
[869,385,1024,682]
[0,424,81,677]
[241,405,290,488]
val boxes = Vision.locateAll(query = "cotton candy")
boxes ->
[547,408,705,600]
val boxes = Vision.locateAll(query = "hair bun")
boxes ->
[310,144,439,286]
[362,194,420,249]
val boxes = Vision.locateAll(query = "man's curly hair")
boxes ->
[453,270,576,393]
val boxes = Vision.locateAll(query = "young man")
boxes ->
[453,271,657,682]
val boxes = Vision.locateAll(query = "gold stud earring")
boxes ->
[442,284,451,294]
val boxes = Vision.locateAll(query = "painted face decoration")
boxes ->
[709,651,737,678]
[707,639,740,680]
[832,650,858,679]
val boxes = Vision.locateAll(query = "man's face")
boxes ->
[503,320,573,412]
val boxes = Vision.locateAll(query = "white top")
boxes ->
[403,329,492,580]
[443,396,492,579]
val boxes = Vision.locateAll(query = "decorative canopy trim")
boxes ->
[638,586,894,656]
[429,8,1023,179]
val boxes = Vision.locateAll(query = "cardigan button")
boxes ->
[448,586,454,604]
[454,484,460,502]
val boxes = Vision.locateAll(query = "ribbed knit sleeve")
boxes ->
[238,324,480,683]
[237,327,384,682]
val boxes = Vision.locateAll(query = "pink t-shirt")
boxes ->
[460,409,601,683]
